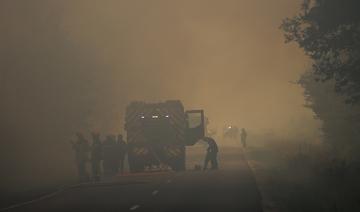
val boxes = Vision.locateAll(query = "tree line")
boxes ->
[281,0,360,160]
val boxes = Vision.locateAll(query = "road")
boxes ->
[7,146,263,212]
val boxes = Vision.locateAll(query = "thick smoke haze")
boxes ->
[0,0,320,189]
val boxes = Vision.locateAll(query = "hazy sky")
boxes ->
[0,0,320,188]
[58,0,316,131]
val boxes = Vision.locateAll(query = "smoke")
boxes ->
[0,0,320,190]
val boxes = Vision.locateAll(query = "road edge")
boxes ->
[242,149,279,212]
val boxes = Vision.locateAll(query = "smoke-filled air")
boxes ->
[1,0,359,211]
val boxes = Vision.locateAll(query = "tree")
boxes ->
[299,71,360,158]
[281,0,360,104]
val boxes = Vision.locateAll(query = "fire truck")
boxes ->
[125,100,205,172]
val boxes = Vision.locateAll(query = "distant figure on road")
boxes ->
[102,135,118,176]
[240,128,247,148]
[90,132,102,182]
[71,132,90,182]
[117,134,127,174]
[203,137,219,170]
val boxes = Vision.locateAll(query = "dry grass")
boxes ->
[246,138,360,212]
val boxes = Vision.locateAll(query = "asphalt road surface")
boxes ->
[7,145,263,212]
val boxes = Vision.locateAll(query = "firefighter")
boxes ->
[117,134,127,174]
[90,132,102,182]
[71,132,90,182]
[102,135,118,176]
[240,128,248,148]
[203,137,219,170]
